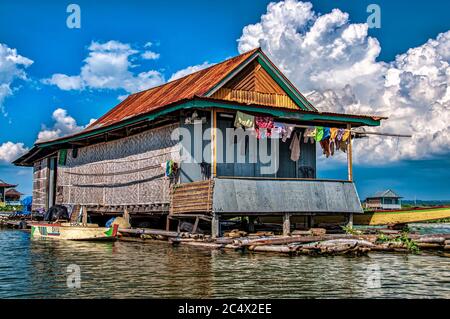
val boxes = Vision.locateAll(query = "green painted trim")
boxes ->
[37,99,380,148]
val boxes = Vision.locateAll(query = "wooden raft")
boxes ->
[170,180,214,215]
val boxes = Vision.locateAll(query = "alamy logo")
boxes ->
[367,4,381,29]
[66,4,81,29]
[67,264,81,288]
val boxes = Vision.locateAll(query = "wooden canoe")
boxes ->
[30,222,119,241]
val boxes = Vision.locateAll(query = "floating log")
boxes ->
[248,245,297,254]
[416,237,445,244]
[236,235,315,247]
[119,228,179,238]
[417,243,442,249]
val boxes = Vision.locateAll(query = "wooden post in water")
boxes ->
[211,213,219,238]
[192,216,200,234]
[123,207,130,224]
[81,206,87,226]
[165,216,171,231]
[346,123,354,229]
[347,123,353,181]
[346,213,354,229]
[211,109,217,178]
[283,213,291,236]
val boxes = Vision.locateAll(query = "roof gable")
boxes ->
[369,189,401,198]
[87,48,315,131]
[210,59,299,109]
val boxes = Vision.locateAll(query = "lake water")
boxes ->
[0,224,449,299]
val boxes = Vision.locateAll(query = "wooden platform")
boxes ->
[170,180,213,215]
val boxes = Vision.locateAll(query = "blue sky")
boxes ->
[0,0,449,199]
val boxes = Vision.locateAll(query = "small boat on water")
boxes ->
[30,222,119,241]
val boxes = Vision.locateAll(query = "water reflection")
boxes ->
[0,229,449,298]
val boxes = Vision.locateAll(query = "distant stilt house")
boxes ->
[364,190,402,210]
[14,48,386,235]
[0,179,18,207]
[5,189,23,206]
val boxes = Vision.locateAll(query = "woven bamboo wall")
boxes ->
[32,159,48,211]
[55,123,180,207]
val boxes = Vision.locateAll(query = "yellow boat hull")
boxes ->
[30,223,119,241]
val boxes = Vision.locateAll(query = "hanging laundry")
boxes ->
[323,127,331,140]
[314,126,324,142]
[329,138,335,156]
[273,122,294,141]
[303,126,316,143]
[272,122,283,139]
[330,128,338,140]
[337,129,351,152]
[234,111,255,128]
[342,130,350,142]
[329,128,338,156]
[165,160,174,177]
[289,131,301,161]
[283,124,295,142]
[339,139,348,152]
[335,128,345,150]
[320,138,331,158]
[255,116,274,139]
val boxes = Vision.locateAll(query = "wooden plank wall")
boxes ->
[170,180,213,215]
[211,59,298,109]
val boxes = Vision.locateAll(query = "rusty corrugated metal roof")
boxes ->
[87,48,260,131]
[0,179,17,188]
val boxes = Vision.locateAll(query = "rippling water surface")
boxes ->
[0,226,449,299]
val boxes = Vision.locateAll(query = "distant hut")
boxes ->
[364,190,402,210]
[14,48,387,235]
[0,179,17,207]
[5,189,23,206]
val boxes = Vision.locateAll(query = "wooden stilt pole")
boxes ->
[211,213,219,238]
[192,216,200,234]
[81,206,87,226]
[346,214,354,229]
[283,213,291,236]
[347,123,353,181]
[165,216,171,231]
[123,207,130,224]
[211,109,217,178]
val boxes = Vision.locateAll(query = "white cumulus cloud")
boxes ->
[168,61,214,82]
[43,40,164,94]
[238,0,450,164]
[141,51,160,60]
[36,108,96,143]
[0,43,33,116]
[0,141,28,163]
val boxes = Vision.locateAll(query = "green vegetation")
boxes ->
[375,231,420,254]
[341,225,362,235]
[0,205,23,212]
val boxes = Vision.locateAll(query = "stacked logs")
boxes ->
[118,227,450,255]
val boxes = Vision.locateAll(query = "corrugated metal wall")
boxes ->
[213,178,363,214]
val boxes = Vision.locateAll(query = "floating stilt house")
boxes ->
[14,48,386,236]
[0,179,18,207]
